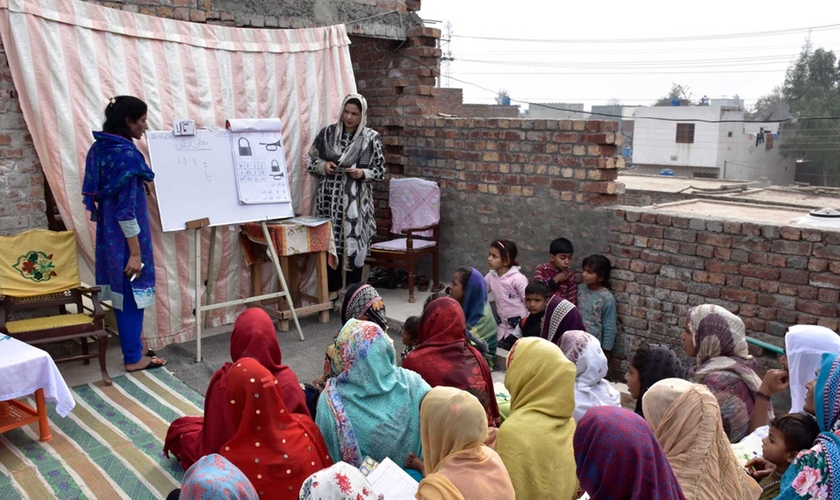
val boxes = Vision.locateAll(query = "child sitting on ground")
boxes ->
[747,413,820,500]
[400,316,420,364]
[450,267,497,368]
[484,239,528,344]
[497,281,550,351]
[578,254,618,377]
[534,237,578,305]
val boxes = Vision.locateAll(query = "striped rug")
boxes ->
[0,369,203,499]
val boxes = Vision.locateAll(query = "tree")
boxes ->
[608,97,622,106]
[654,83,693,106]
[746,86,789,121]
[495,89,511,105]
[778,41,840,186]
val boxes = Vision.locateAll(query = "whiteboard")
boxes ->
[146,129,294,232]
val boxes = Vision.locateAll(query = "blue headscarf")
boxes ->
[180,454,258,500]
[462,267,487,329]
[82,132,154,220]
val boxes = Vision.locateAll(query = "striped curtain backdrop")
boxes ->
[0,0,356,347]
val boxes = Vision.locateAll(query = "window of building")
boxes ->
[727,131,733,137]
[676,123,695,144]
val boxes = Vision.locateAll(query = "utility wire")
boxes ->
[450,23,840,44]
[390,49,840,125]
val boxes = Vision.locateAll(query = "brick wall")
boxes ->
[0,45,47,235]
[394,117,626,276]
[608,206,840,363]
[436,88,520,118]
[88,0,421,38]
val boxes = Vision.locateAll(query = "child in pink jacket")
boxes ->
[485,239,529,342]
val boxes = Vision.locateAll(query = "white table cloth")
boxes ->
[0,335,75,417]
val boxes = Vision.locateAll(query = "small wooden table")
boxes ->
[241,221,337,331]
[0,336,76,442]
[0,389,51,441]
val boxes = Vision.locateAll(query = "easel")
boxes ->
[187,217,304,362]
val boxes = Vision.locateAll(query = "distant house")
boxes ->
[525,102,586,120]
[630,104,795,185]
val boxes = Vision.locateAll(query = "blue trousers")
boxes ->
[114,279,145,365]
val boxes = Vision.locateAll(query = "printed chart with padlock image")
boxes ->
[229,121,291,205]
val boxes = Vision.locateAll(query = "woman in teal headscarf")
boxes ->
[775,352,840,500]
[315,319,431,470]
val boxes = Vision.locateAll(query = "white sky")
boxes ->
[417,0,840,111]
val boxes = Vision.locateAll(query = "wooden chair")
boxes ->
[0,229,111,385]
[366,178,443,303]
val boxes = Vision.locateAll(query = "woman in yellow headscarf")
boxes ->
[416,386,515,500]
[496,337,578,499]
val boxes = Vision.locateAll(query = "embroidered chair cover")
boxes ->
[0,230,81,298]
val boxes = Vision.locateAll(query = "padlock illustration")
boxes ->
[271,159,281,173]
[238,137,252,156]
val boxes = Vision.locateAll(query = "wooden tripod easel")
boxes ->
[188,218,303,362]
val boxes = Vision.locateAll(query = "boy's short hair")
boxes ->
[770,413,820,453]
[403,316,421,340]
[525,281,550,298]
[582,254,612,288]
[550,237,574,255]
[423,292,448,311]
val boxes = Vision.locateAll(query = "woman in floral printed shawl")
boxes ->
[299,462,381,500]
[315,319,430,468]
[775,352,840,500]
[681,304,764,443]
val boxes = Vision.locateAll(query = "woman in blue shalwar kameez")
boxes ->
[82,96,165,372]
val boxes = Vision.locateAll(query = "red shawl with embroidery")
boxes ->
[402,298,500,426]
[163,308,309,469]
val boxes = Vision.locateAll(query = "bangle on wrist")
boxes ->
[756,391,772,401]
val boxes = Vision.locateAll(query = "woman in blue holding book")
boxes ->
[82,95,164,372]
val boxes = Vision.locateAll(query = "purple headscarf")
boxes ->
[687,304,763,443]
[574,406,687,500]
[541,295,586,346]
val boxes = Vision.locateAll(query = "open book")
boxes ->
[364,457,419,499]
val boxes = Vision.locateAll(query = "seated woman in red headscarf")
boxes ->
[402,297,500,427]
[221,357,332,497]
[163,308,308,470]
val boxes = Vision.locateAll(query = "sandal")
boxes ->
[418,275,430,292]
[145,349,156,357]
[127,357,166,373]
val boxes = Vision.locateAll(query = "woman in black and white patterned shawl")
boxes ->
[308,94,386,292]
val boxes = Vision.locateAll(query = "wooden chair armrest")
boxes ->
[401,223,440,235]
[77,287,105,321]
[0,295,7,333]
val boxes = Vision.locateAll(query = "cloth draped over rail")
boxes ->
[0,0,356,347]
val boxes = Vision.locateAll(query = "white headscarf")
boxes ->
[786,325,840,413]
[559,330,621,421]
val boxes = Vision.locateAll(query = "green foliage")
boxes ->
[654,83,693,106]
[778,41,840,186]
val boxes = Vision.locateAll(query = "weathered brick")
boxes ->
[770,240,812,255]
[819,289,840,303]
[780,269,810,285]
[797,300,838,317]
[697,232,732,248]
[740,265,780,281]
[810,273,840,289]
[721,288,758,304]
[809,258,830,272]
[780,226,801,240]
